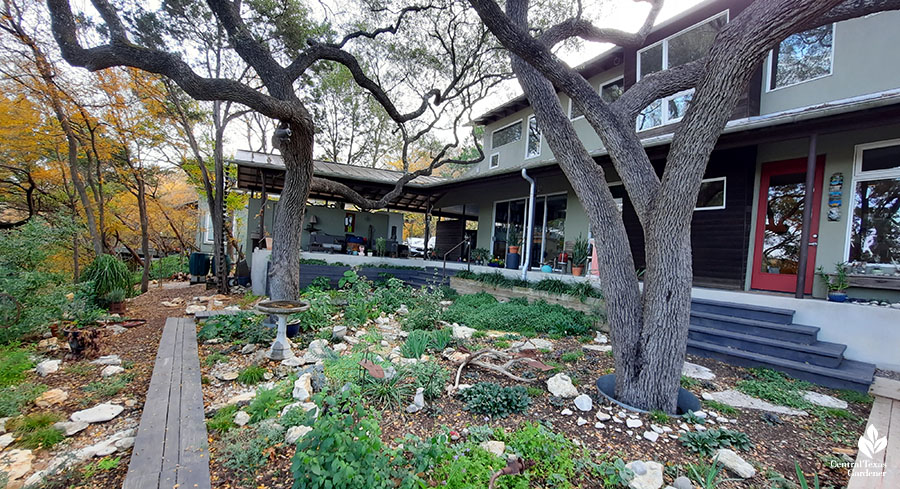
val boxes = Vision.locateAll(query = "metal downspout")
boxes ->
[521,169,536,282]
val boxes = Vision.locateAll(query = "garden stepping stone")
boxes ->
[34,388,68,408]
[682,361,716,380]
[547,373,578,398]
[574,394,593,411]
[583,344,612,352]
[71,403,124,424]
[624,460,663,489]
[702,390,808,415]
[285,425,312,444]
[480,440,505,457]
[802,391,848,409]
[36,359,61,377]
[714,448,756,478]
[100,365,125,378]
[53,421,89,436]
[90,355,121,366]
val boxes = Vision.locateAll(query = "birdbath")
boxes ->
[256,300,310,360]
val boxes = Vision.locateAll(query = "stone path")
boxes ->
[848,377,900,489]
[122,317,211,489]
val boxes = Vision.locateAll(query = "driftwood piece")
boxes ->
[449,349,553,393]
[488,457,534,489]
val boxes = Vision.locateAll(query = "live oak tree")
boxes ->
[466,0,900,411]
[46,0,503,301]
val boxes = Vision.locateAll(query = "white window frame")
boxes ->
[489,152,500,169]
[694,176,727,211]
[765,23,836,93]
[490,119,523,149]
[204,213,215,243]
[568,97,585,121]
[636,11,729,131]
[524,115,542,159]
[599,76,625,103]
[490,192,567,269]
[844,138,900,260]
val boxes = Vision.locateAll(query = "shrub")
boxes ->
[82,254,133,299]
[0,383,47,417]
[290,289,334,331]
[679,428,752,457]
[361,374,415,408]
[219,422,285,483]
[401,330,431,358]
[237,365,267,385]
[0,347,33,387]
[429,328,453,351]
[442,294,593,336]
[402,296,442,331]
[458,382,531,418]
[736,368,811,409]
[506,422,585,489]
[406,361,449,400]
[198,312,273,344]
[247,383,292,423]
[10,412,64,449]
[149,255,188,280]
[207,405,238,433]
[434,446,517,489]
[280,405,315,428]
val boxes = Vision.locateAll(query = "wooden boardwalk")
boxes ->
[123,317,211,489]
[847,377,900,489]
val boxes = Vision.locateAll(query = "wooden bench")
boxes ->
[123,317,211,489]
[847,377,900,489]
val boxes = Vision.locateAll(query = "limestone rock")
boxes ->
[561,408,574,416]
[71,403,124,424]
[452,324,476,339]
[574,394,593,412]
[34,388,68,408]
[510,338,553,351]
[672,476,693,489]
[54,421,89,436]
[185,304,206,314]
[643,431,659,442]
[216,371,239,381]
[626,418,643,429]
[285,425,313,444]
[91,355,121,366]
[596,411,611,421]
[682,361,716,380]
[547,373,578,398]
[293,373,313,401]
[234,411,250,427]
[594,332,608,344]
[332,326,347,340]
[0,433,13,449]
[702,390,808,415]
[480,440,505,457]
[802,391,848,409]
[714,448,756,478]
[583,344,612,352]
[576,417,588,426]
[241,344,258,354]
[0,449,34,481]
[36,359,61,377]
[101,365,125,378]
[625,460,663,489]
[406,387,426,413]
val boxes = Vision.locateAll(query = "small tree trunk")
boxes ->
[137,174,151,293]
[267,120,315,301]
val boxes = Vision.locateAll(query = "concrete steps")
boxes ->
[688,298,875,392]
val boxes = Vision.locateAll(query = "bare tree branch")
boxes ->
[539,0,663,48]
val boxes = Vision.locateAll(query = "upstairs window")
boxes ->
[525,115,542,159]
[768,24,834,91]
[491,120,522,149]
[601,78,625,103]
[636,12,728,131]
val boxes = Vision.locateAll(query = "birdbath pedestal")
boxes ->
[256,300,310,361]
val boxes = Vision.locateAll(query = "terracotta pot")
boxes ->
[572,266,584,277]
[508,246,520,254]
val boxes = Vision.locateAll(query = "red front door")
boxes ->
[750,156,825,294]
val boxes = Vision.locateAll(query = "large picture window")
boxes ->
[636,12,727,131]
[849,140,900,264]
[525,115,541,159]
[768,24,834,91]
[491,120,522,149]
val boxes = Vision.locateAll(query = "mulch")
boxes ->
[202,334,870,489]
[22,281,221,489]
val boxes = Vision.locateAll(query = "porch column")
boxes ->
[795,133,818,298]
[424,202,432,259]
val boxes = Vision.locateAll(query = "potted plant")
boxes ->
[472,247,490,265]
[488,257,503,268]
[375,237,387,257]
[571,235,589,277]
[506,228,522,255]
[818,262,850,302]
[104,288,127,314]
